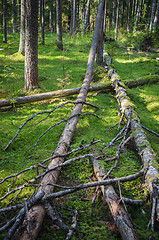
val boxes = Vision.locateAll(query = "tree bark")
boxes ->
[49,0,54,32]
[82,0,90,35]
[24,0,39,91]
[133,0,142,32]
[14,0,105,239]
[2,0,7,43]
[153,0,159,28]
[149,0,156,31]
[41,0,45,45]
[92,158,138,240]
[0,83,112,108]
[105,52,159,223]
[18,0,25,55]
[12,0,17,34]
[115,0,120,41]
[56,0,63,49]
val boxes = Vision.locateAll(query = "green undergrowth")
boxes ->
[0,32,159,239]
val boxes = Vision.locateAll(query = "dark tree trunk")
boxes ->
[56,0,63,50]
[18,0,25,55]
[2,0,7,43]
[121,0,125,27]
[24,0,39,91]
[82,0,90,34]
[12,0,17,34]
[49,0,54,32]
[126,0,130,32]
[111,0,116,30]
[18,0,21,30]
[72,0,77,37]
[41,0,45,45]
[115,0,120,40]
[153,0,159,28]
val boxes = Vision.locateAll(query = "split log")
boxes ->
[92,157,138,240]
[104,52,159,230]
[12,1,106,239]
[0,83,112,108]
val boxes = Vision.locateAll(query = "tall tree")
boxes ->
[12,0,17,34]
[149,0,156,31]
[56,0,63,49]
[18,0,25,55]
[72,0,77,37]
[24,0,39,91]
[2,0,7,43]
[49,0,54,32]
[115,0,120,41]
[82,0,90,35]
[40,0,45,44]
[153,0,159,28]
[133,0,142,32]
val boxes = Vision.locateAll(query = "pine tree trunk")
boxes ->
[15,1,105,239]
[72,0,77,37]
[56,0,63,49]
[12,0,16,34]
[153,0,159,28]
[41,0,45,45]
[18,0,25,55]
[82,0,90,35]
[133,0,142,32]
[49,0,54,32]
[2,0,7,43]
[115,0,120,41]
[24,0,39,91]
[149,0,156,31]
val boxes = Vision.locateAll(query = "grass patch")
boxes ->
[0,32,159,239]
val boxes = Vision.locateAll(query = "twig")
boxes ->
[141,125,159,138]
[1,139,101,185]
[42,168,144,200]
[4,101,100,151]
[89,186,100,216]
[24,112,101,154]
[65,209,78,240]
[104,125,126,149]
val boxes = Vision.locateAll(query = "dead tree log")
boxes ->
[104,52,159,231]
[12,1,106,239]
[0,83,112,108]
[92,157,138,240]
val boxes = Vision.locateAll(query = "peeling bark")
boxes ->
[92,157,138,240]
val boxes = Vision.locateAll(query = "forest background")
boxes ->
[0,0,159,239]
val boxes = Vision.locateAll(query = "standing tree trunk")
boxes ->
[41,0,45,45]
[18,0,25,55]
[153,0,159,28]
[24,0,39,91]
[133,0,142,32]
[115,0,120,41]
[18,0,21,30]
[49,0,54,32]
[56,0,63,50]
[72,0,77,37]
[82,0,90,35]
[12,0,17,34]
[2,0,7,43]
[103,0,107,35]
[149,0,157,31]
[15,1,105,239]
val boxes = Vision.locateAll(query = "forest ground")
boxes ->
[0,32,159,239]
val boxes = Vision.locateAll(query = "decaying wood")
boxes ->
[92,157,138,240]
[104,51,159,231]
[0,83,112,108]
[12,1,106,239]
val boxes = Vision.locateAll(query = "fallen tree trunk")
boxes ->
[92,157,138,240]
[1,75,158,109]
[104,52,159,231]
[12,1,106,239]
[0,83,112,108]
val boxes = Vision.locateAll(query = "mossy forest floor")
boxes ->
[0,32,159,239]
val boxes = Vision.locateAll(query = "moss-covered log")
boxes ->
[92,157,138,240]
[0,83,112,108]
[104,51,159,227]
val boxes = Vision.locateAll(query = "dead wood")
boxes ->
[0,83,112,108]
[92,157,138,240]
[12,1,106,239]
[104,51,159,232]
